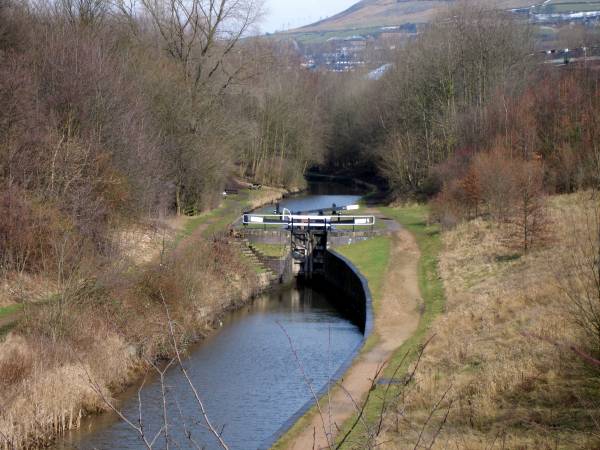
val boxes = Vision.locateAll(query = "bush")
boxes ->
[505,159,550,252]
[0,186,73,274]
[432,147,550,254]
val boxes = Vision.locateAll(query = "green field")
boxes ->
[268,0,600,46]
[275,26,384,44]
[533,0,600,13]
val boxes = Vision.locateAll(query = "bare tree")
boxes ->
[329,3,534,199]
[242,54,326,188]
[110,0,264,214]
[277,321,446,450]
[57,0,108,27]
[118,0,263,98]
[377,132,424,195]
[83,293,230,449]
[506,160,550,253]
[0,0,11,47]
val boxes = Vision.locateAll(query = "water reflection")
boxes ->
[56,287,362,450]
[55,182,366,450]
[258,181,362,215]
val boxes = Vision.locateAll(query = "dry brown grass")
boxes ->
[0,316,133,449]
[115,222,177,266]
[247,186,289,210]
[382,192,600,449]
[0,233,263,449]
[0,273,57,308]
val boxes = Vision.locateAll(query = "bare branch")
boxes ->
[161,291,230,450]
[276,321,334,450]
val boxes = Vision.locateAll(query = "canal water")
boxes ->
[56,181,365,450]
[257,179,363,215]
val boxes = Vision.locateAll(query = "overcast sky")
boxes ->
[260,0,357,33]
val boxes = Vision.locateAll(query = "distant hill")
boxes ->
[270,0,600,45]
[298,0,450,31]
[281,0,538,38]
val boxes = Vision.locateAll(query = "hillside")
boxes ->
[292,0,534,32]
[297,0,447,31]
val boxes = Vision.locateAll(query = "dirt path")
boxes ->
[286,226,421,450]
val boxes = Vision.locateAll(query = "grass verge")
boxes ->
[377,204,444,376]
[336,236,391,310]
[0,304,23,318]
[175,194,247,245]
[251,243,289,258]
[0,320,18,338]
[176,188,286,244]
[271,236,392,450]
[0,304,23,338]
[334,204,445,447]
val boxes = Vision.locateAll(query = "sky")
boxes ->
[260,0,358,33]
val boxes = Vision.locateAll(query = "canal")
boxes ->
[55,181,366,450]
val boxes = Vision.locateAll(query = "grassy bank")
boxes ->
[176,187,286,244]
[251,243,290,258]
[271,235,392,450]
[380,194,600,448]
[336,236,391,310]
[332,204,445,447]
[377,205,444,375]
[0,304,22,318]
[0,305,23,338]
[0,186,285,449]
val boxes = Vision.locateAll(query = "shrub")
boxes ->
[505,160,550,252]
[0,185,72,274]
[471,147,521,222]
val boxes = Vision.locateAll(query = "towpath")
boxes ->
[286,214,422,450]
